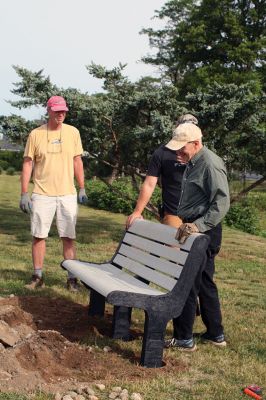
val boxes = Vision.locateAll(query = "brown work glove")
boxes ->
[175,223,199,244]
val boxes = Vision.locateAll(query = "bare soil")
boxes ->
[0,296,186,395]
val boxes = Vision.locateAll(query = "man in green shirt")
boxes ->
[164,122,230,351]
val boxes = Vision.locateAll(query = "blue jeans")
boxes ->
[173,223,223,339]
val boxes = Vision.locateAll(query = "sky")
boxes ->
[0,0,166,120]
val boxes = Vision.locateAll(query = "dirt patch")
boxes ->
[0,296,186,395]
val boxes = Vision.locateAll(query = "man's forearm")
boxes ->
[194,192,230,232]
[74,156,85,188]
[126,176,158,228]
[195,171,230,232]
[134,189,153,213]
[134,177,158,213]
[21,158,33,193]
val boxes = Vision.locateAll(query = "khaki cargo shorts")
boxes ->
[30,193,78,239]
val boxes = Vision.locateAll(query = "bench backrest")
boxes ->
[112,219,204,292]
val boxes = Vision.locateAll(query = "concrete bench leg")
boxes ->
[140,310,168,368]
[88,289,105,316]
[112,306,132,341]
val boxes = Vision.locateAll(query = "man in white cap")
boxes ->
[164,122,230,351]
[126,114,198,229]
[20,95,88,291]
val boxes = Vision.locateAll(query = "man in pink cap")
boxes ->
[20,95,88,291]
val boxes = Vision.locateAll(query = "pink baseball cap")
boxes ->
[47,96,69,112]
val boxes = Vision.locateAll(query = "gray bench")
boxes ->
[61,219,209,368]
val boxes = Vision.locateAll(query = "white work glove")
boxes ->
[19,193,32,214]
[78,188,88,205]
[176,223,199,244]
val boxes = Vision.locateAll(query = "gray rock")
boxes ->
[0,320,20,347]
[109,392,119,399]
[95,383,105,391]
[112,387,122,393]
[0,370,12,381]
[66,391,78,398]
[120,394,129,400]
[62,396,73,400]
[130,394,142,400]
[84,387,95,396]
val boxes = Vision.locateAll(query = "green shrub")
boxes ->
[0,150,23,171]
[0,160,9,170]
[248,192,266,212]
[0,166,2,175]
[225,198,260,234]
[86,178,161,216]
[87,179,137,214]
[6,167,15,176]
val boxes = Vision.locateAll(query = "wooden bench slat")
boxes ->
[118,243,183,278]
[123,232,188,264]
[128,219,201,251]
[113,254,177,291]
[63,260,163,296]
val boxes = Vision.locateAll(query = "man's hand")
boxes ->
[176,223,199,244]
[78,188,88,205]
[126,212,143,230]
[19,193,32,214]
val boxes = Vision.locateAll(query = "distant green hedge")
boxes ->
[0,160,9,170]
[225,198,260,234]
[0,151,23,171]
[86,178,265,236]
[86,178,161,217]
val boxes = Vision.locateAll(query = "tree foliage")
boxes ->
[2,65,186,184]
[185,82,266,176]
[141,0,266,191]
[142,0,266,93]
[0,114,35,145]
[1,0,265,199]
[83,63,184,182]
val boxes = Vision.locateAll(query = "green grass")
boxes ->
[0,174,266,400]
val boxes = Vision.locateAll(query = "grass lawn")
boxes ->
[0,174,265,400]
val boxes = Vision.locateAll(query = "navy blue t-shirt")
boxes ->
[147,145,186,215]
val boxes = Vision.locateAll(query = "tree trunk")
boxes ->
[230,176,266,204]
[106,165,119,185]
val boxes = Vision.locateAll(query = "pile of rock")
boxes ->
[54,385,142,400]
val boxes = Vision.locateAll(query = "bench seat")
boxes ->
[62,260,163,296]
[61,219,209,367]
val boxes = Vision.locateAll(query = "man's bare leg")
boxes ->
[25,237,46,289]
[62,237,78,291]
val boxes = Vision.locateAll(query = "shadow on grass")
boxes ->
[76,214,125,244]
[0,268,69,290]
[0,206,32,243]
[0,205,125,244]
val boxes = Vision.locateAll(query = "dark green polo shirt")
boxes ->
[177,146,230,232]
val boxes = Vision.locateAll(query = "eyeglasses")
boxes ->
[47,128,62,153]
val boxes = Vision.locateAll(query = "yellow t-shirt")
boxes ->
[24,123,83,196]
